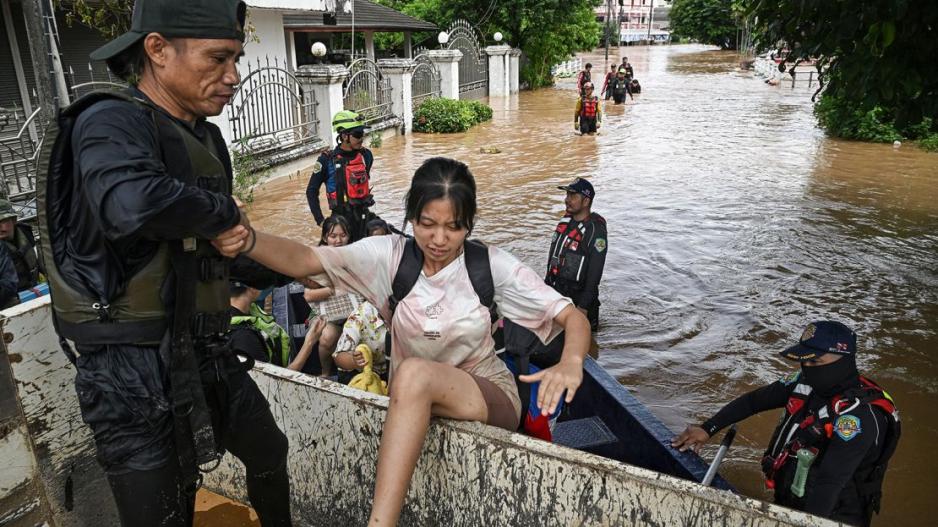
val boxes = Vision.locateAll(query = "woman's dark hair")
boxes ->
[319,214,352,246]
[404,157,477,233]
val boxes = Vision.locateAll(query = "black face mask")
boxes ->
[801,354,858,396]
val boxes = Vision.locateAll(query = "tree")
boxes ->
[747,0,938,146]
[375,0,601,88]
[669,0,739,49]
[56,0,133,39]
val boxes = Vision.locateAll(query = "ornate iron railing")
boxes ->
[228,57,322,160]
[411,54,441,110]
[446,19,488,100]
[343,58,396,129]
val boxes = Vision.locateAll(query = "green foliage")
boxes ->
[412,98,492,133]
[745,0,938,143]
[231,141,270,204]
[56,0,133,39]
[369,130,383,148]
[918,134,938,153]
[374,0,601,88]
[669,0,739,49]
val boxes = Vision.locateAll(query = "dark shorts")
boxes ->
[579,117,597,134]
[469,374,520,431]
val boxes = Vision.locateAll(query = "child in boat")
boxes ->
[212,157,591,527]
[303,214,360,376]
[332,301,388,384]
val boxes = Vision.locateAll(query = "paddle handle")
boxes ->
[702,424,738,487]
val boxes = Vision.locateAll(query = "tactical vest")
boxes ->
[546,214,605,292]
[581,97,599,119]
[762,374,900,514]
[331,150,372,208]
[37,91,232,346]
[231,303,291,367]
[3,225,39,290]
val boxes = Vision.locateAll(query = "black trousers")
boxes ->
[75,344,291,526]
[333,206,377,242]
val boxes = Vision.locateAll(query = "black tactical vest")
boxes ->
[37,91,231,346]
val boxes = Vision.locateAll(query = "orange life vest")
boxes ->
[581,97,598,119]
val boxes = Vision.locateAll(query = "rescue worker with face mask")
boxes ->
[306,111,376,241]
[672,321,900,526]
[36,1,293,525]
[545,178,607,332]
[608,68,633,104]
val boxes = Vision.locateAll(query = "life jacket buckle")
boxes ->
[91,302,111,322]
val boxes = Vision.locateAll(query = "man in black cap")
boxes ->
[36,1,292,525]
[545,177,607,332]
[672,321,900,526]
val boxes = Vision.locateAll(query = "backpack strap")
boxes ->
[463,240,496,321]
[388,237,423,320]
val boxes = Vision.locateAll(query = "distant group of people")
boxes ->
[23,1,900,526]
[574,57,642,135]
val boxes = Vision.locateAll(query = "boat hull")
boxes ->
[1,298,835,526]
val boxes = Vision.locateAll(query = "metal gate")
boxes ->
[446,19,488,100]
[411,53,441,110]
[228,57,321,161]
[343,58,397,129]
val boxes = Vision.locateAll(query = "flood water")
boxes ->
[249,45,938,525]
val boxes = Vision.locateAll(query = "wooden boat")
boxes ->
[1,296,834,526]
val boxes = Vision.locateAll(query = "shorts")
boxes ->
[579,117,597,134]
[470,373,520,431]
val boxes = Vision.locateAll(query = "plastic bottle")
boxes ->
[790,448,817,498]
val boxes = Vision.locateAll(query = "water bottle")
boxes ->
[790,448,817,498]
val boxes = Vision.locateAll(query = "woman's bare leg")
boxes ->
[368,358,488,526]
[318,322,341,376]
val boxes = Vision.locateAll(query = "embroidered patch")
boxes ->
[780,371,801,386]
[801,323,816,342]
[595,238,607,253]
[834,414,862,441]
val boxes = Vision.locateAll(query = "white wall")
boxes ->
[208,9,289,146]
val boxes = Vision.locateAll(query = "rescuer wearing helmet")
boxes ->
[35,0,292,524]
[306,110,377,241]
[574,83,602,135]
[672,321,900,526]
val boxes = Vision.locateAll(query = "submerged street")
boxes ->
[250,44,937,525]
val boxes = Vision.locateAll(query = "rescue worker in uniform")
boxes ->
[0,198,40,291]
[576,62,592,96]
[619,56,634,80]
[608,68,633,104]
[600,64,617,100]
[574,83,602,135]
[672,321,900,526]
[229,281,324,372]
[306,111,376,241]
[36,1,292,525]
[545,178,607,332]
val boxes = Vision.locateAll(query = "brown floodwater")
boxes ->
[249,45,938,525]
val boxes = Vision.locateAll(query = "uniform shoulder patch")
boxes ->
[594,238,607,253]
[834,414,862,441]
[780,371,801,386]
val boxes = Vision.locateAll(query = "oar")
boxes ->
[702,424,738,487]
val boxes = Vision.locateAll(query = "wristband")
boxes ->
[242,226,258,255]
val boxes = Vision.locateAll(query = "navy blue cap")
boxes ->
[781,321,857,361]
[557,177,595,200]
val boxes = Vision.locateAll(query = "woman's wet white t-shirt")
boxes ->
[314,234,571,417]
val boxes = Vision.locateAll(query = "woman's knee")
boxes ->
[390,358,436,399]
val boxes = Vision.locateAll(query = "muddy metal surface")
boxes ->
[250,45,937,525]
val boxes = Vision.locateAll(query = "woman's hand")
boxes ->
[212,224,250,257]
[671,425,711,454]
[518,356,583,416]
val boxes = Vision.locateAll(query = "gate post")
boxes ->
[378,58,415,134]
[509,49,521,93]
[295,64,349,147]
[427,49,463,100]
[485,45,512,97]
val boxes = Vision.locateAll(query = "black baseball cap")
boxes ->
[780,320,857,361]
[90,0,247,61]
[558,177,595,200]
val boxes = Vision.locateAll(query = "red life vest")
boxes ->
[332,151,371,206]
[581,97,598,119]
[761,375,900,492]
